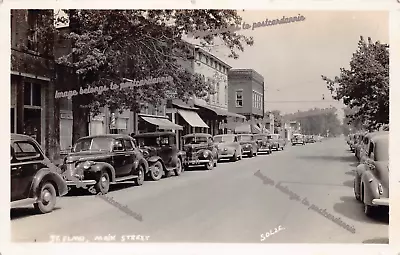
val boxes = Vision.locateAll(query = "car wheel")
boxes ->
[353,179,361,201]
[231,151,238,162]
[206,157,214,170]
[150,161,163,181]
[136,164,145,186]
[214,156,218,167]
[34,182,57,214]
[249,150,254,158]
[174,158,182,176]
[95,170,110,194]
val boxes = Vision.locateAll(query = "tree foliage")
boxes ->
[322,36,389,131]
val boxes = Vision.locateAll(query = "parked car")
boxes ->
[133,132,185,181]
[354,133,389,217]
[60,134,148,194]
[305,135,316,143]
[269,134,286,151]
[214,134,243,161]
[354,133,367,160]
[11,134,68,213]
[183,133,218,170]
[253,134,272,154]
[291,134,305,145]
[359,131,388,164]
[237,134,258,157]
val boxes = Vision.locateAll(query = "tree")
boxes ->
[50,10,254,143]
[322,36,389,131]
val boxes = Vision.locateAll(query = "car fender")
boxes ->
[146,156,166,170]
[133,158,149,174]
[30,168,68,199]
[354,164,367,194]
[88,162,116,182]
[361,172,380,205]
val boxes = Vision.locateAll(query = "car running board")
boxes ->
[11,198,37,208]
[111,175,139,184]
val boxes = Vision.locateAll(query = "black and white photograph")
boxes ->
[7,6,392,248]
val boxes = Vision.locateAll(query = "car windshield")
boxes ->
[74,137,113,152]
[375,139,389,161]
[270,134,279,139]
[238,135,252,141]
[214,135,235,143]
[253,135,267,140]
[184,136,208,144]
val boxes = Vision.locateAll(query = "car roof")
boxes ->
[77,134,133,140]
[183,133,212,138]
[133,132,175,138]
[365,131,388,139]
[214,134,236,137]
[11,133,35,142]
[371,133,389,143]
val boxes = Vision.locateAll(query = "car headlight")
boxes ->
[203,151,209,157]
[378,183,383,195]
[82,161,95,169]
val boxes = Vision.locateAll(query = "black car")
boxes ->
[133,132,186,181]
[61,134,149,194]
[253,134,272,154]
[11,134,68,213]
[183,133,218,170]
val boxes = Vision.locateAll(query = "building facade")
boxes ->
[228,69,265,121]
[11,9,62,162]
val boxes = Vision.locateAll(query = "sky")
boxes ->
[186,10,389,120]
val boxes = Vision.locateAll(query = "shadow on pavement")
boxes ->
[362,237,389,244]
[333,196,389,225]
[349,162,359,168]
[298,155,356,163]
[342,180,354,188]
[345,170,356,177]
[11,207,62,220]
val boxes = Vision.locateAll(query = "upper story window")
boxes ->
[216,82,220,104]
[27,10,40,52]
[225,85,228,105]
[236,90,243,108]
[206,57,210,65]
[24,82,41,107]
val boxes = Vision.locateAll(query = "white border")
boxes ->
[1,1,398,255]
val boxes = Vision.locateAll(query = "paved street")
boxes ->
[11,137,388,243]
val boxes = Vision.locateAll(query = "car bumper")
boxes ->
[372,198,389,206]
[258,148,270,152]
[186,159,210,165]
[65,179,97,186]
[218,154,235,159]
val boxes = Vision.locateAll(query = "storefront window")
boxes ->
[11,108,15,133]
[23,108,41,143]
[24,82,41,106]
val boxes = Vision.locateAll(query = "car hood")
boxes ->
[65,151,112,163]
[184,143,209,152]
[216,142,236,149]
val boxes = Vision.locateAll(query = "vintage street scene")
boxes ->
[10,10,389,243]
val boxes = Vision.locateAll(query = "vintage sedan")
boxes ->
[253,134,272,154]
[269,134,286,151]
[291,134,305,146]
[358,131,388,163]
[60,134,148,194]
[133,132,185,181]
[354,134,389,217]
[214,134,242,161]
[11,134,68,213]
[183,133,218,170]
[237,134,258,157]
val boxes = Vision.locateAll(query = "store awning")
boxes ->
[235,124,251,133]
[252,124,262,134]
[195,103,246,119]
[140,116,183,130]
[177,109,209,128]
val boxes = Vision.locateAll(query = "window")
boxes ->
[24,82,41,106]
[13,141,42,160]
[124,139,134,150]
[252,92,256,108]
[236,90,243,107]
[206,57,210,65]
[225,85,228,105]
[27,10,40,52]
[113,139,125,151]
[216,82,220,104]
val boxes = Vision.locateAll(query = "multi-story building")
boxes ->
[11,9,62,162]
[228,69,265,121]
[190,47,245,135]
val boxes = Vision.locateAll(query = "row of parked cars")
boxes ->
[347,130,389,217]
[10,131,288,214]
